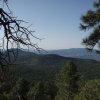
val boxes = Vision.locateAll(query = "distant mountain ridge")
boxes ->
[22,48,100,61]
[45,48,100,61]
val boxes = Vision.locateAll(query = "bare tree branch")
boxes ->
[0,7,42,81]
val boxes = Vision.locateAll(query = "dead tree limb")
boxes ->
[0,8,41,81]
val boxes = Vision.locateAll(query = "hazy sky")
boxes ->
[6,0,94,50]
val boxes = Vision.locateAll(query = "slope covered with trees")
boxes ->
[55,62,78,100]
[0,59,100,100]
[6,49,100,81]
[0,0,100,100]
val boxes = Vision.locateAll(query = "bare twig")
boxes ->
[0,8,41,81]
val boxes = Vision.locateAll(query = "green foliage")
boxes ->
[28,82,45,100]
[12,53,100,81]
[0,60,100,100]
[28,81,57,100]
[55,61,78,100]
[8,78,29,100]
[0,53,100,100]
[44,81,57,100]
[74,79,100,100]
[80,0,100,51]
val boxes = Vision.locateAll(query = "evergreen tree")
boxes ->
[55,61,78,100]
[74,79,100,100]
[28,81,57,100]
[80,0,100,51]
[8,78,29,100]
[44,81,57,100]
[27,82,45,100]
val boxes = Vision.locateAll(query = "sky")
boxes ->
[3,0,95,50]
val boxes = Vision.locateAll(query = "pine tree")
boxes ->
[8,78,29,100]
[74,79,100,100]
[28,82,45,100]
[55,61,78,100]
[80,0,100,52]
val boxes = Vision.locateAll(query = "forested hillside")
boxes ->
[0,49,100,100]
[8,49,100,81]
[0,0,100,99]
